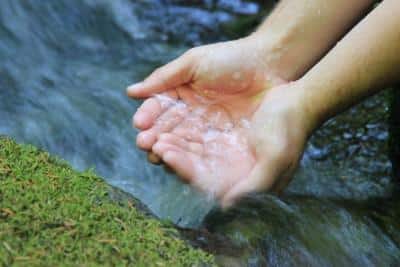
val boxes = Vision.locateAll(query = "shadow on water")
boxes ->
[0,0,399,266]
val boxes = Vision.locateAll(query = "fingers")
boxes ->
[163,151,195,183]
[127,51,195,98]
[151,139,197,183]
[151,133,204,183]
[133,91,178,130]
[133,98,163,129]
[136,103,188,150]
[155,133,204,155]
[147,152,162,165]
[171,115,207,143]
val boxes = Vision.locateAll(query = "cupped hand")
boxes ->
[148,95,256,201]
[126,38,315,207]
[140,83,314,208]
[220,84,313,207]
[127,38,286,151]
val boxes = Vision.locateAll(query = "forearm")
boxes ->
[248,0,374,81]
[298,0,400,132]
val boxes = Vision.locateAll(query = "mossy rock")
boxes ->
[0,137,215,266]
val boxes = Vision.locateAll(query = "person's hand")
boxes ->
[146,83,316,208]
[126,38,315,207]
[220,84,314,207]
[127,38,287,152]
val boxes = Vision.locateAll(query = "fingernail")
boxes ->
[127,82,142,94]
[136,131,154,150]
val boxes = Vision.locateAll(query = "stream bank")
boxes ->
[0,137,214,266]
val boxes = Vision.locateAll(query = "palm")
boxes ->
[150,93,256,199]
[148,86,309,205]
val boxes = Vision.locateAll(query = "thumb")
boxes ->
[221,162,278,209]
[127,51,195,98]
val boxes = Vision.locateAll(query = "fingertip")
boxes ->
[132,113,143,129]
[133,113,147,129]
[136,131,156,150]
[126,82,144,98]
[134,98,163,130]
[220,185,243,210]
[147,152,163,165]
[220,197,235,211]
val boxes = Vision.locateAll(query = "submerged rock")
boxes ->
[185,194,400,266]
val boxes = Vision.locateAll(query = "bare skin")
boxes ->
[126,0,400,207]
[128,39,287,152]
[128,0,374,151]
[224,0,400,207]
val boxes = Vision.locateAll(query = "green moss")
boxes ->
[0,137,214,266]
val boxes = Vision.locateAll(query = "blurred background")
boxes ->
[1,1,399,266]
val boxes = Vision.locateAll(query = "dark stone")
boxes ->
[389,88,400,180]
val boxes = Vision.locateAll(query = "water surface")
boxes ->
[1,1,399,266]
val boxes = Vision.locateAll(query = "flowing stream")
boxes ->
[1,1,399,266]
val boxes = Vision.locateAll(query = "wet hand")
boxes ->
[220,84,313,207]
[143,84,314,208]
[127,38,286,151]
[148,94,256,202]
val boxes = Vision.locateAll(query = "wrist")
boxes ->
[294,79,331,135]
[244,31,308,83]
[257,81,322,139]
